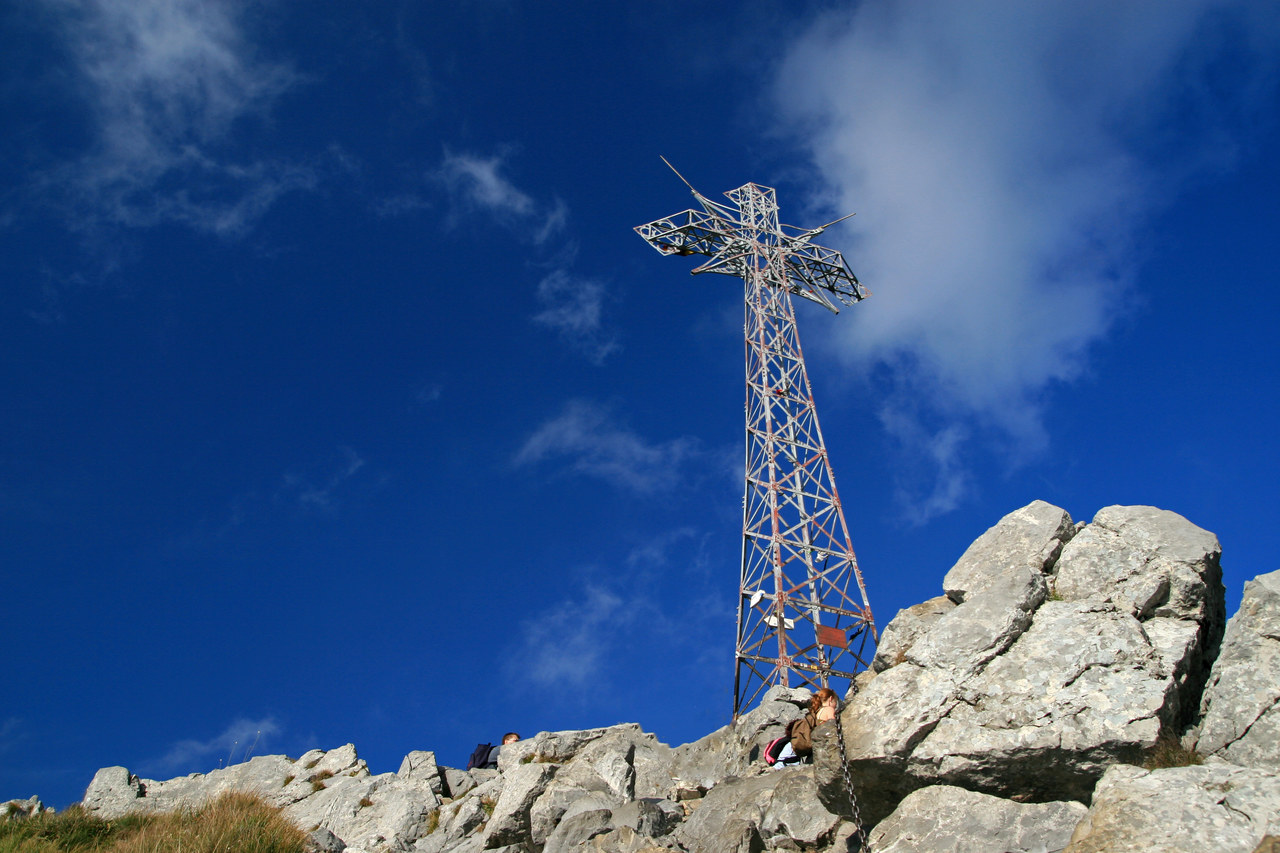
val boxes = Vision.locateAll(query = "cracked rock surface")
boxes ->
[815,501,1226,822]
[1195,568,1280,772]
[1064,763,1280,853]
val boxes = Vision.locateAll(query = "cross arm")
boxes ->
[635,208,734,259]
[783,242,869,311]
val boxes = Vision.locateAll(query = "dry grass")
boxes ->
[423,810,439,836]
[1143,734,1205,770]
[0,793,308,853]
[308,770,334,792]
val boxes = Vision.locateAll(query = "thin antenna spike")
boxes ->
[659,155,699,197]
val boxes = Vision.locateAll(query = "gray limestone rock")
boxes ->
[1065,762,1280,853]
[910,600,1172,801]
[942,500,1075,602]
[675,768,843,853]
[907,564,1047,678]
[814,503,1227,822]
[872,596,955,673]
[1055,505,1223,624]
[440,767,477,799]
[82,767,145,819]
[398,752,444,799]
[540,808,613,853]
[283,771,437,852]
[528,784,618,848]
[497,728,613,772]
[413,783,496,853]
[868,785,1086,853]
[608,798,681,840]
[308,826,347,853]
[2,796,51,820]
[481,762,555,849]
[581,825,670,853]
[1196,569,1280,772]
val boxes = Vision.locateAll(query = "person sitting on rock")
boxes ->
[789,687,839,759]
[484,732,521,769]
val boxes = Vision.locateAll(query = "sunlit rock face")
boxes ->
[814,501,1225,823]
[1193,568,1280,773]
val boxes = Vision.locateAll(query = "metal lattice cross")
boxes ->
[636,161,877,716]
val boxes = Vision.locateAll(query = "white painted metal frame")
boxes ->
[636,167,877,717]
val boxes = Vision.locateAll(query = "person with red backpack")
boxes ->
[765,687,839,767]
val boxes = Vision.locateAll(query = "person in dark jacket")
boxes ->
[789,687,838,757]
[484,732,521,768]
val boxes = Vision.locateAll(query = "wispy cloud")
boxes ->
[514,400,701,494]
[435,150,566,245]
[505,533,732,694]
[39,0,310,236]
[509,586,626,689]
[434,148,619,361]
[144,717,280,774]
[774,1,1280,521]
[279,446,367,511]
[533,270,620,364]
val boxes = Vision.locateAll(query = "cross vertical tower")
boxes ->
[636,164,877,716]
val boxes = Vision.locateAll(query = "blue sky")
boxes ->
[3,1,1279,808]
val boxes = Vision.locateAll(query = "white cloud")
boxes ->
[514,401,700,494]
[532,270,620,363]
[145,716,280,774]
[773,0,1280,521]
[42,0,309,235]
[509,586,625,689]
[436,150,565,245]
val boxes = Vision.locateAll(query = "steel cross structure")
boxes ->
[636,162,877,717]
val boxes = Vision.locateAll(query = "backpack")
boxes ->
[466,742,495,771]
[763,719,799,766]
[763,734,791,766]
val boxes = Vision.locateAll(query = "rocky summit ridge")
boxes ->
[8,501,1280,852]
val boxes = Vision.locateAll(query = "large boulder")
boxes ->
[868,785,1086,853]
[398,751,445,799]
[942,500,1076,602]
[284,771,437,852]
[814,503,1227,823]
[1064,763,1280,853]
[1194,569,1280,772]
[673,768,850,853]
[481,762,556,849]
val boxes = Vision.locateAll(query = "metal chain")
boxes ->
[834,709,870,852]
